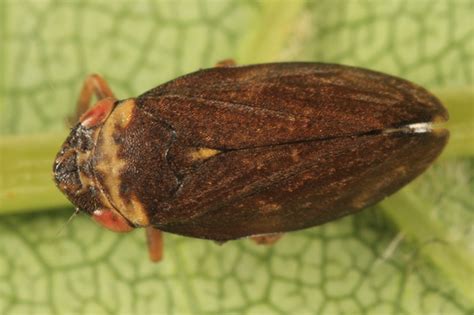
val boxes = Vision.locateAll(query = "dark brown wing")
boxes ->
[134,62,448,240]
[138,63,447,149]
[153,131,447,241]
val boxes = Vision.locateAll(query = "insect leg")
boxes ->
[251,234,283,245]
[146,226,164,262]
[215,59,237,67]
[69,74,116,125]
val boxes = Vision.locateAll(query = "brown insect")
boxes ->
[53,60,449,262]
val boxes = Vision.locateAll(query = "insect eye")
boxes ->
[80,97,116,128]
[92,208,134,233]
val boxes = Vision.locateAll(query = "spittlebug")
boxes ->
[53,61,449,262]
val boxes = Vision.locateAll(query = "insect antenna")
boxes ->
[56,207,81,238]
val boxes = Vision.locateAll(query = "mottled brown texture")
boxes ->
[127,62,447,240]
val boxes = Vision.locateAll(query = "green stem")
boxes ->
[0,132,70,214]
[381,186,474,305]
[434,87,474,159]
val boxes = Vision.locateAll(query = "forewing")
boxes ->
[151,130,448,241]
[138,63,447,149]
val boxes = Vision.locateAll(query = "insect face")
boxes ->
[53,98,134,232]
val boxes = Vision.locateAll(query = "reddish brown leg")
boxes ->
[251,234,283,245]
[146,227,164,262]
[215,59,237,67]
[69,74,116,125]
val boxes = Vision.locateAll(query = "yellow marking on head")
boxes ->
[114,99,135,128]
[95,99,150,226]
[189,147,221,160]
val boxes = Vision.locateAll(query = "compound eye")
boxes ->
[92,208,134,233]
[80,97,116,128]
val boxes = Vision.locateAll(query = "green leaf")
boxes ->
[1,0,473,314]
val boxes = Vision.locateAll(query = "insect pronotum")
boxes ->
[53,60,449,262]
